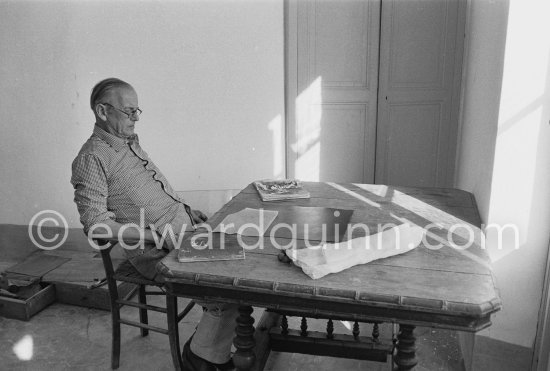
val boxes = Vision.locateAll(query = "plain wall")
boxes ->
[0,0,284,228]
[456,0,550,353]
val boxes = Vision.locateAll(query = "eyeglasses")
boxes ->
[100,102,142,119]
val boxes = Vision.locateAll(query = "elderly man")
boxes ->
[71,78,237,371]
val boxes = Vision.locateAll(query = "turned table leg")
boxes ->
[394,324,418,370]
[233,305,256,371]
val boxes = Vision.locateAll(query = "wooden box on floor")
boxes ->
[0,283,56,321]
[42,250,137,311]
[52,280,136,311]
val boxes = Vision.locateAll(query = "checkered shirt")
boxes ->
[71,125,192,239]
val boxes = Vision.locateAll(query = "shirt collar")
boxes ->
[93,125,139,151]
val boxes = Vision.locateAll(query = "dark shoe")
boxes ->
[214,358,234,371]
[182,337,235,371]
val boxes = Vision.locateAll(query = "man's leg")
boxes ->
[126,245,168,281]
[127,247,237,368]
[189,303,240,364]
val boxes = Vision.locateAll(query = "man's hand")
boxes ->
[163,233,181,251]
[190,209,208,225]
[164,209,207,250]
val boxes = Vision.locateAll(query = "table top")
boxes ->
[158,182,501,331]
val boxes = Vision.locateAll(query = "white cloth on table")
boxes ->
[287,223,425,279]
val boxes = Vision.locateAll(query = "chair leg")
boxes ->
[111,303,120,370]
[166,294,184,371]
[103,272,121,369]
[138,285,149,337]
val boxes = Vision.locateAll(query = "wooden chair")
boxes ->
[96,240,195,370]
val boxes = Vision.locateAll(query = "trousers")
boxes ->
[125,244,239,364]
[190,302,240,364]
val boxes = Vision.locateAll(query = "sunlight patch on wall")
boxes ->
[487,108,540,261]
[292,76,323,181]
[268,114,284,179]
[486,0,549,262]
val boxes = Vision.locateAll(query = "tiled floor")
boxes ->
[1,296,464,371]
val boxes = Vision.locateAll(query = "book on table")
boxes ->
[253,179,310,201]
[177,232,245,263]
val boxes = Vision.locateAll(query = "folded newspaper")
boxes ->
[286,223,425,279]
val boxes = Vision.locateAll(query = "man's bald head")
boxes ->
[90,78,140,138]
[90,78,133,111]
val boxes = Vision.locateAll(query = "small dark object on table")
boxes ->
[277,251,292,264]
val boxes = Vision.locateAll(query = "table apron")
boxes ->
[164,282,493,332]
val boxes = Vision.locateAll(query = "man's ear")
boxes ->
[95,103,108,121]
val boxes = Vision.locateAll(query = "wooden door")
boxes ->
[375,0,466,187]
[286,0,381,183]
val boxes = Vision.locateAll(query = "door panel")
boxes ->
[386,103,442,186]
[388,1,447,88]
[313,3,370,88]
[376,0,466,187]
[287,0,380,183]
[319,104,368,181]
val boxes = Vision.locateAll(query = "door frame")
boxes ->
[284,0,297,179]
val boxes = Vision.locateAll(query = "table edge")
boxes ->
[158,263,502,318]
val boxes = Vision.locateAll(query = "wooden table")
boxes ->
[158,182,501,370]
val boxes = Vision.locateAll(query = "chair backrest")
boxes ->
[94,239,114,270]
